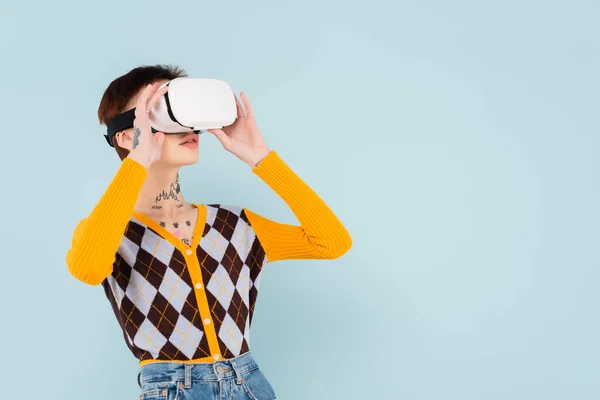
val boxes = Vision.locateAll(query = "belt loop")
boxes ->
[184,364,192,388]
[230,359,244,385]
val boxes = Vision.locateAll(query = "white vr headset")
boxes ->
[105,78,237,147]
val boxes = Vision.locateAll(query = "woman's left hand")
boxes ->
[208,92,271,168]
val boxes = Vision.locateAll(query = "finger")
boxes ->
[240,92,253,118]
[147,85,169,113]
[135,83,156,117]
[233,92,246,118]
[208,129,232,148]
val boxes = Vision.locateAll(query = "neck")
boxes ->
[135,163,192,219]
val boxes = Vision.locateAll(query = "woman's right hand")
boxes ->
[127,82,169,169]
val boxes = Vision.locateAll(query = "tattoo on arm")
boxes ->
[133,127,141,149]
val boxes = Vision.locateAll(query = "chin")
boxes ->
[178,154,199,165]
[158,152,200,167]
[177,158,199,166]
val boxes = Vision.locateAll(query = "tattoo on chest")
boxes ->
[159,220,192,228]
[159,219,193,244]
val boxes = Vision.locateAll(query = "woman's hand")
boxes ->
[208,92,271,168]
[127,83,169,169]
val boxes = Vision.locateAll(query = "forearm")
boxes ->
[246,151,352,261]
[66,158,148,285]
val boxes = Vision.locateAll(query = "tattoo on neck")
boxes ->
[151,205,162,210]
[156,182,180,202]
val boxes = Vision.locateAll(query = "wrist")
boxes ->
[127,152,151,170]
[248,148,271,168]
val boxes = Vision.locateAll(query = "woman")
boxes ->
[66,65,352,400]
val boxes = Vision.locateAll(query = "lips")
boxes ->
[180,141,198,148]
[179,133,198,145]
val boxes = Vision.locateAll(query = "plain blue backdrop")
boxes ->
[0,0,598,399]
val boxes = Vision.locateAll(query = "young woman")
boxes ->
[66,65,352,400]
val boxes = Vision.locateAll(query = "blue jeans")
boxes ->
[137,352,278,400]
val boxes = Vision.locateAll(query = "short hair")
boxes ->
[97,64,188,160]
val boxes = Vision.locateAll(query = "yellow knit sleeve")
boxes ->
[65,157,148,285]
[244,151,352,263]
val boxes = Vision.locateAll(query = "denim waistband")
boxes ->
[138,352,258,387]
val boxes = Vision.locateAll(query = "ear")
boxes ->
[115,129,134,150]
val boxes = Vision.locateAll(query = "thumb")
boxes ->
[208,129,232,149]
[154,131,166,147]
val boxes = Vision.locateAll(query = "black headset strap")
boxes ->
[105,107,136,147]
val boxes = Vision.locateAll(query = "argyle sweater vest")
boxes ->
[101,204,265,365]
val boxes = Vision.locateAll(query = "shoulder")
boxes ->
[203,204,251,225]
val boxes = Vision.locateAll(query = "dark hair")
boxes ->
[97,64,188,160]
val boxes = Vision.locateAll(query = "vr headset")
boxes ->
[104,78,237,147]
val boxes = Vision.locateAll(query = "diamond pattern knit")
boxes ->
[66,150,352,366]
[102,204,265,364]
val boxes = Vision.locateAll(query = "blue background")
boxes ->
[0,0,598,399]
